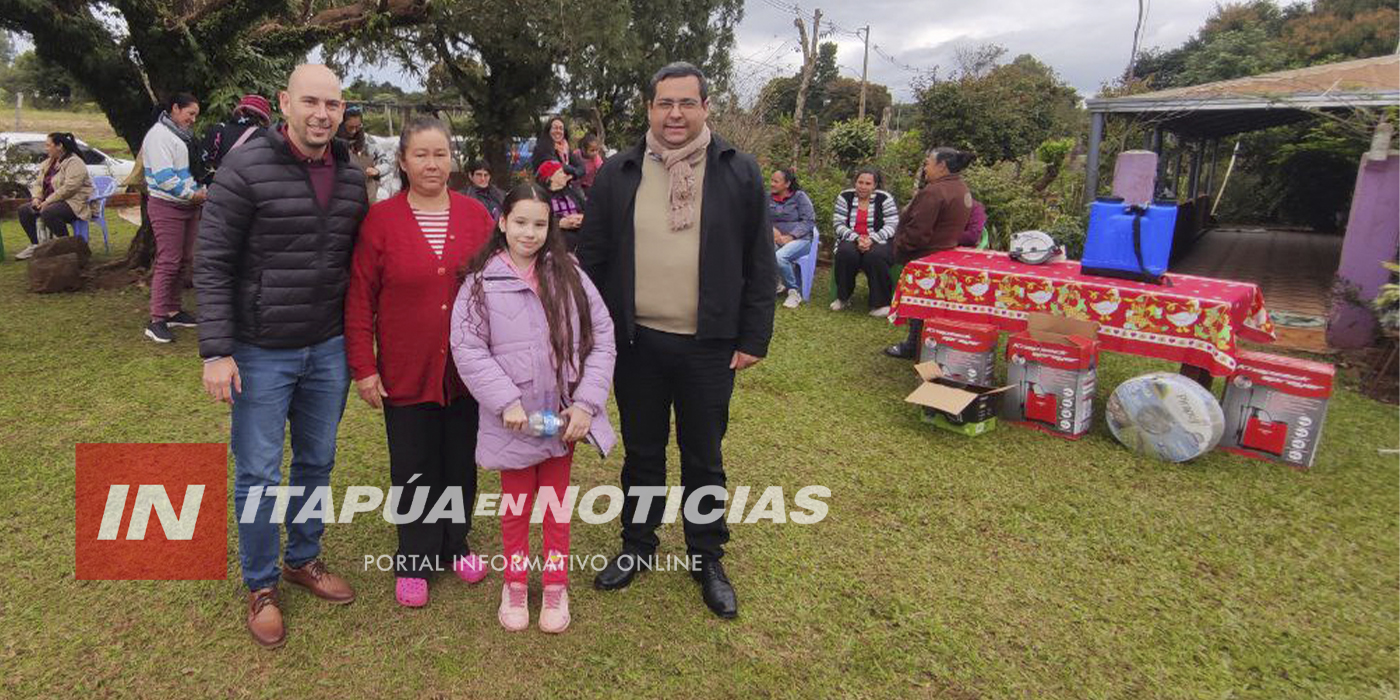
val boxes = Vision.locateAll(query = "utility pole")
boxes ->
[858,25,871,121]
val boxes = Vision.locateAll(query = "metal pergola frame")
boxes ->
[1082,56,1400,205]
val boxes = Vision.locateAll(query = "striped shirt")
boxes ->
[412,207,450,258]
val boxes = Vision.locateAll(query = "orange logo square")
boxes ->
[75,443,227,580]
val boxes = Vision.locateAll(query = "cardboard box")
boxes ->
[1002,313,1100,439]
[1220,350,1334,468]
[906,361,1013,436]
[918,319,1000,387]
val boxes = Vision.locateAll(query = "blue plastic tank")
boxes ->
[1081,196,1177,284]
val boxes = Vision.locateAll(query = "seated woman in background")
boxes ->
[769,167,816,309]
[886,146,976,359]
[831,168,899,316]
[959,198,987,247]
[536,160,585,250]
[15,132,93,260]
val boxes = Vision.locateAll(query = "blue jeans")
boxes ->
[230,335,350,590]
[775,237,812,291]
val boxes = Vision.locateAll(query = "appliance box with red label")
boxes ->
[918,319,1000,388]
[1220,350,1334,468]
[1001,313,1100,439]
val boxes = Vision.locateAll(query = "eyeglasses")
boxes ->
[652,99,703,113]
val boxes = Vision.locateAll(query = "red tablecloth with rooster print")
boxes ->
[890,249,1277,376]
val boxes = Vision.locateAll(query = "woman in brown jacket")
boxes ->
[885,146,975,358]
[15,132,93,260]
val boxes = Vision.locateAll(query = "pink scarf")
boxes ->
[644,125,711,231]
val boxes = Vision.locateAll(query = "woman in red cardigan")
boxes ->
[345,116,494,608]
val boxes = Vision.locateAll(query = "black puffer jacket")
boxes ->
[194,127,369,358]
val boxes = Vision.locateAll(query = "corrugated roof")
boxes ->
[1085,55,1400,139]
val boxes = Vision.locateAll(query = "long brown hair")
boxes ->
[460,183,594,398]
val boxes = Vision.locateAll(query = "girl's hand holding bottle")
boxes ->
[560,404,593,443]
[503,401,528,432]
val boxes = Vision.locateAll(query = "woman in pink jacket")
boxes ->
[450,183,616,634]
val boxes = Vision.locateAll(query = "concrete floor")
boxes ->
[1174,226,1344,321]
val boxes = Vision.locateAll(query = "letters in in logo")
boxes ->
[76,443,227,580]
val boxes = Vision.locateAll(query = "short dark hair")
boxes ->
[468,159,490,174]
[165,92,198,112]
[579,134,598,151]
[648,62,708,102]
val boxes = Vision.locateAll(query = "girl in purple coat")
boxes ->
[450,183,616,634]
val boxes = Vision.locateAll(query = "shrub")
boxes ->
[827,118,878,169]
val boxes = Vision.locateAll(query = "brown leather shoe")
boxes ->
[282,559,356,605]
[247,587,286,648]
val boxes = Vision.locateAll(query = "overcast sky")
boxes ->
[729,0,1224,101]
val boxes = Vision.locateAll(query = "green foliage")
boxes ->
[1375,261,1400,334]
[1036,137,1074,166]
[758,43,892,128]
[961,161,1050,249]
[826,118,878,169]
[0,50,86,107]
[1270,119,1370,230]
[1131,0,1397,89]
[914,51,1081,164]
[1177,24,1291,85]
[873,129,924,205]
[822,78,892,125]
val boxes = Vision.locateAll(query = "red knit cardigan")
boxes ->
[345,191,494,406]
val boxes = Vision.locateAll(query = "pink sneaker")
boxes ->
[499,582,529,631]
[395,577,428,608]
[539,584,570,633]
[453,553,487,584]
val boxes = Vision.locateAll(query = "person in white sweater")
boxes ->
[141,92,206,344]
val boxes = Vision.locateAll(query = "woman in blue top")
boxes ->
[769,168,815,309]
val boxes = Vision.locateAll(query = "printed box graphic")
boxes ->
[76,443,227,580]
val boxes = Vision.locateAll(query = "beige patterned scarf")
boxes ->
[644,125,711,231]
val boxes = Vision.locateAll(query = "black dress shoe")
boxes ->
[883,341,914,359]
[593,551,654,591]
[692,559,738,619]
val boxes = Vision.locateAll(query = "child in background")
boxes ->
[450,183,617,634]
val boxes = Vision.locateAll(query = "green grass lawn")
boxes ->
[0,217,1396,699]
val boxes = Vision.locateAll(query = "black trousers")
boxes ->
[615,326,735,561]
[834,239,895,308]
[383,396,479,578]
[17,201,76,244]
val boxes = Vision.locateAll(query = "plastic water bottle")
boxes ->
[526,410,563,437]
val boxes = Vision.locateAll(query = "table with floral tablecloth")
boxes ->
[890,248,1276,376]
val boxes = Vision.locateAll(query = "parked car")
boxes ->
[0,132,135,197]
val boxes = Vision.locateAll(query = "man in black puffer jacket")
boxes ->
[194,64,369,650]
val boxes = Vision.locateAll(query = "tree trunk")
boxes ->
[791,9,821,164]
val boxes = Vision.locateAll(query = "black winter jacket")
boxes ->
[194,127,369,358]
[576,133,775,358]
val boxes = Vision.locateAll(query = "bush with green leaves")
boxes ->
[826,118,878,169]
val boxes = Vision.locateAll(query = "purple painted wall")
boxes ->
[1111,150,1158,207]
[1327,153,1399,348]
